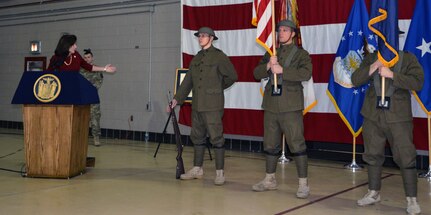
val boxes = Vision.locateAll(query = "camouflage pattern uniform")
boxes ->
[80,68,103,138]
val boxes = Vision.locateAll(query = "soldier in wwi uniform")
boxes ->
[252,20,312,199]
[352,41,424,214]
[167,27,238,185]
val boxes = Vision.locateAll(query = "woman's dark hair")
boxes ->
[54,34,77,58]
[49,34,77,71]
[83,48,93,56]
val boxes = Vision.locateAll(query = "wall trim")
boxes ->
[0,120,428,170]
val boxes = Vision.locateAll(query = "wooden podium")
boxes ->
[12,72,99,178]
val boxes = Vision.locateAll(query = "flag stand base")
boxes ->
[418,166,431,182]
[278,153,291,164]
[344,159,362,172]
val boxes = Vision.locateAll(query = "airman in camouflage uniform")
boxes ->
[80,49,104,146]
[252,20,312,199]
[167,27,238,185]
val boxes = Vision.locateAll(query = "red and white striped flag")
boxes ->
[180,0,428,152]
[252,0,274,55]
[253,0,317,114]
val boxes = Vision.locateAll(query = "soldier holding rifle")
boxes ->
[167,27,237,185]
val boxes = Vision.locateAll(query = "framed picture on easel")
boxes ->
[174,68,192,103]
[24,57,46,72]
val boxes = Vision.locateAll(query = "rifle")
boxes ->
[168,100,185,179]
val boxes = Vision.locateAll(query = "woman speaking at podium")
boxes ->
[47,34,116,73]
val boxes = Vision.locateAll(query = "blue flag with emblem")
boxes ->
[404,0,431,115]
[327,0,377,137]
[368,0,399,67]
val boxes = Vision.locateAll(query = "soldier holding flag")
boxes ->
[252,19,312,199]
[352,1,424,213]
[352,33,423,215]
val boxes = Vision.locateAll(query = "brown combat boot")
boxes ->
[252,173,277,192]
[180,166,203,180]
[214,169,225,185]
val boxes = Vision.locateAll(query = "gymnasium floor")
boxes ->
[0,128,430,215]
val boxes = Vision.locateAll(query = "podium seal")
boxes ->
[33,74,61,103]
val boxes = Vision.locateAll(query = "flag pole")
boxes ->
[271,0,278,92]
[381,76,385,105]
[278,134,291,164]
[419,113,431,181]
[345,135,362,171]
[353,135,356,161]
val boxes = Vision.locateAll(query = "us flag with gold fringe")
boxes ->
[252,0,274,55]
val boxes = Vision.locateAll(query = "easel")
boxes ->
[153,108,212,160]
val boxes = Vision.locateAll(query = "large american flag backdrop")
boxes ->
[180,0,429,151]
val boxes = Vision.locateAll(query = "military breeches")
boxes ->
[90,103,101,137]
[190,110,225,147]
[190,110,225,168]
[263,110,306,155]
[362,116,416,169]
[363,116,418,196]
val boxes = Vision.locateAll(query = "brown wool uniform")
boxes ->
[254,43,312,176]
[351,52,424,197]
[174,45,237,169]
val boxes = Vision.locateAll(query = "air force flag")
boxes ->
[369,0,399,67]
[404,0,431,115]
[327,0,376,137]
